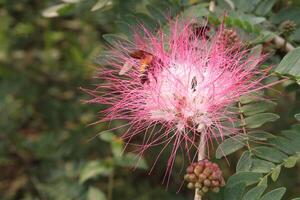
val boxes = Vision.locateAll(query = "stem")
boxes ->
[108,168,114,200]
[194,133,206,200]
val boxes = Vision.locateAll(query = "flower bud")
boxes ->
[185,160,225,196]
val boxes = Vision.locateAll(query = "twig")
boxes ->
[272,35,295,52]
[209,0,215,12]
[108,169,114,200]
[194,133,206,200]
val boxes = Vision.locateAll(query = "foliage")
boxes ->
[1,0,300,200]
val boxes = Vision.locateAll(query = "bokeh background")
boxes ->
[1,0,300,200]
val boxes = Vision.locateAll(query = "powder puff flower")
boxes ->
[86,19,267,175]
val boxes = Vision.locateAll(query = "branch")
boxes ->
[194,133,206,200]
[272,35,295,52]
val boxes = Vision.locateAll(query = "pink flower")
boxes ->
[86,19,268,177]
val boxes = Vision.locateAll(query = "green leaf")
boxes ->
[42,3,69,18]
[227,172,262,187]
[111,138,124,158]
[239,91,264,104]
[260,187,286,200]
[241,101,276,116]
[253,147,288,163]
[275,47,300,80]
[87,187,107,200]
[181,3,209,19]
[231,0,260,13]
[250,159,275,173]
[270,8,300,24]
[79,161,113,183]
[237,151,253,172]
[295,113,300,121]
[258,175,268,186]
[248,130,275,141]
[115,153,148,170]
[91,0,112,11]
[215,136,246,159]
[146,5,166,24]
[269,137,296,155]
[271,165,281,181]
[224,182,246,200]
[102,34,129,46]
[284,155,298,168]
[244,113,280,129]
[133,13,158,31]
[255,0,277,16]
[242,185,266,200]
[99,131,115,142]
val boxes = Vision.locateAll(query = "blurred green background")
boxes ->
[1,0,300,200]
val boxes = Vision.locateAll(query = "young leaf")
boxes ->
[242,185,266,200]
[42,3,69,18]
[87,187,107,200]
[284,155,298,168]
[271,165,281,181]
[260,187,286,200]
[258,175,268,186]
[295,113,300,121]
[91,0,111,12]
[254,146,288,163]
[79,161,113,183]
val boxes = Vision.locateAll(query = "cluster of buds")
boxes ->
[280,20,297,35]
[184,159,225,196]
[218,28,240,49]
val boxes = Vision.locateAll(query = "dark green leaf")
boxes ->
[241,101,276,116]
[215,136,246,159]
[270,8,300,24]
[244,113,280,129]
[227,172,262,187]
[102,34,129,46]
[242,185,266,200]
[260,187,286,200]
[115,153,148,170]
[269,136,296,155]
[224,182,246,200]
[250,159,275,173]
[236,151,253,172]
[255,0,277,16]
[248,130,275,141]
[275,47,300,80]
[253,146,288,163]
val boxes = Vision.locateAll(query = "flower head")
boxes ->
[87,19,267,175]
